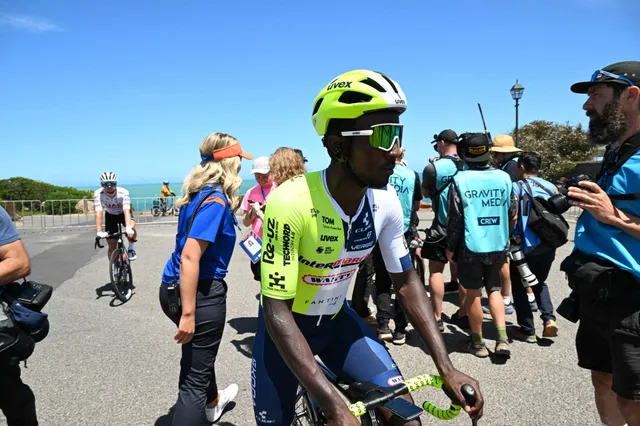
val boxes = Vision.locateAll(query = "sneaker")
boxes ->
[392,331,406,345]
[128,249,137,261]
[486,303,515,315]
[462,339,489,358]
[529,300,539,312]
[444,281,459,294]
[378,324,393,342]
[543,320,559,338]
[437,319,445,333]
[510,327,537,343]
[449,311,470,330]
[205,383,239,423]
[494,339,511,357]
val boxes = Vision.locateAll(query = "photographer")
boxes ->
[0,205,38,426]
[509,152,560,343]
[563,61,640,426]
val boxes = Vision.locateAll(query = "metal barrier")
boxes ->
[1,197,180,233]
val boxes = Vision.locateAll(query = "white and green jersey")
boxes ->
[260,170,412,316]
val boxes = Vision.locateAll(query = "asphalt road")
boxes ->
[3,211,599,426]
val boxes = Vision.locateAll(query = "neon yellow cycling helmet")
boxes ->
[311,69,408,136]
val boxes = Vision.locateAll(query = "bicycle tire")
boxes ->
[109,248,133,302]
[151,207,161,217]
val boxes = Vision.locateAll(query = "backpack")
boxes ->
[519,179,570,249]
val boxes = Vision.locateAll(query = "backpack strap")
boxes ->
[526,177,556,197]
[186,187,226,239]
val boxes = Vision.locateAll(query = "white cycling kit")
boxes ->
[94,187,131,215]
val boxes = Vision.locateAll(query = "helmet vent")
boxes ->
[312,98,324,115]
[379,74,399,94]
[360,78,386,93]
[338,91,373,104]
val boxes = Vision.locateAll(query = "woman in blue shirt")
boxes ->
[159,132,253,425]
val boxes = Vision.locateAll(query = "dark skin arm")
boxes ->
[263,297,359,425]
[390,267,484,420]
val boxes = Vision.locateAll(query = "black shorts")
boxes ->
[104,212,135,235]
[576,297,640,400]
[457,260,502,292]
[420,230,448,264]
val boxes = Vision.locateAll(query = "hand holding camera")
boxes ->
[552,174,617,225]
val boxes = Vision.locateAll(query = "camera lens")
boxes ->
[547,193,571,215]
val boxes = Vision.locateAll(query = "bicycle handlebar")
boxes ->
[348,374,476,422]
[94,232,125,249]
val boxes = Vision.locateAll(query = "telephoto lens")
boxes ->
[509,248,539,287]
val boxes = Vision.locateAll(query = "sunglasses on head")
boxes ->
[591,69,636,88]
[102,181,117,188]
[341,123,403,152]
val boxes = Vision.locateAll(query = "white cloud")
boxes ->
[0,12,63,33]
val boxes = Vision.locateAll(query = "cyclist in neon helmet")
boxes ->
[252,69,484,425]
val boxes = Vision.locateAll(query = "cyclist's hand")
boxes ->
[125,226,134,239]
[175,314,195,344]
[97,231,109,239]
[443,369,484,420]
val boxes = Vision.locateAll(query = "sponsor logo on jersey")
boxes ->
[387,375,404,386]
[310,208,319,218]
[348,204,376,251]
[322,216,334,225]
[282,223,294,266]
[302,270,355,286]
[298,254,369,269]
[320,235,338,242]
[307,295,343,307]
[267,272,286,290]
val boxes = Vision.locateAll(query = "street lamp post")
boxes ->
[510,80,525,147]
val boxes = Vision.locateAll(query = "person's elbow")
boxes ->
[17,254,31,278]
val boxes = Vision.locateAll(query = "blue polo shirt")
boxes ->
[162,187,237,283]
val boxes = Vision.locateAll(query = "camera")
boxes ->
[547,174,592,215]
[556,290,580,323]
[509,246,539,288]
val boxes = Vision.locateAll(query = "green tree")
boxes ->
[0,177,93,215]
[513,120,597,183]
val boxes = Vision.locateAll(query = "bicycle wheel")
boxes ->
[295,386,379,426]
[109,248,133,302]
[151,206,161,217]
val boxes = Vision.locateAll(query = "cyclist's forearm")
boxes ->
[178,257,199,316]
[395,272,454,377]
[263,298,345,416]
[95,212,103,232]
[123,209,132,228]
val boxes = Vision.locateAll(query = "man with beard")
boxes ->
[564,61,640,426]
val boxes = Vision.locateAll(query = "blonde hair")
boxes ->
[270,147,307,186]
[175,133,243,210]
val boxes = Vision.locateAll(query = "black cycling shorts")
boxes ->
[104,212,135,235]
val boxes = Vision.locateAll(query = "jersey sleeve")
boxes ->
[121,189,131,209]
[0,206,20,247]
[188,195,227,243]
[378,192,412,273]
[260,186,305,300]
[93,189,103,212]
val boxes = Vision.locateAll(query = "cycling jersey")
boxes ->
[161,186,173,197]
[94,187,131,215]
[260,170,412,317]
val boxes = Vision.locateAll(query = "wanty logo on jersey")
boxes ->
[302,270,355,286]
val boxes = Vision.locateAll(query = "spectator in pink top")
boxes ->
[240,156,275,281]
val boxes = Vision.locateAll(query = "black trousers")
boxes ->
[372,244,408,332]
[159,279,227,426]
[0,362,38,426]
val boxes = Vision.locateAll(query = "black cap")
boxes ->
[459,132,492,163]
[294,148,308,163]
[571,61,640,94]
[432,129,459,146]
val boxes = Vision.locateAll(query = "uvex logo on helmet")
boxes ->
[327,80,352,90]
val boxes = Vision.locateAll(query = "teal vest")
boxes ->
[390,164,416,233]
[433,158,461,226]
[453,169,512,255]
[575,152,640,280]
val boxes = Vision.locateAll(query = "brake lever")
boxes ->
[94,237,104,249]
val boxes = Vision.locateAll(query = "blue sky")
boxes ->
[1,0,637,187]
